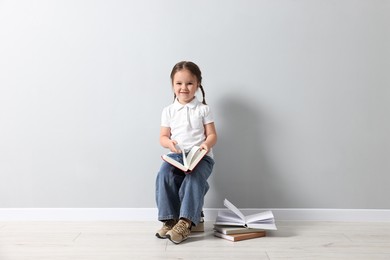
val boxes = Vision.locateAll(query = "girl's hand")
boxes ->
[200,143,209,152]
[168,140,181,153]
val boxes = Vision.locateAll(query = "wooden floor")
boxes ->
[1,221,390,260]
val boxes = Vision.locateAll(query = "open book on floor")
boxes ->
[161,144,207,173]
[215,198,277,230]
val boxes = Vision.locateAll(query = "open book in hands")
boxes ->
[215,198,277,230]
[161,144,207,173]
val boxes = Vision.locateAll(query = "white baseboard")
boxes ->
[1,208,390,222]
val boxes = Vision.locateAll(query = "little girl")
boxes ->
[155,61,217,244]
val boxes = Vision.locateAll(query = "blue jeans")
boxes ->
[155,153,215,226]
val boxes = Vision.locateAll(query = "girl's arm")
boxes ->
[200,122,217,151]
[160,126,180,153]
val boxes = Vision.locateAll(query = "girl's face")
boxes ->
[172,69,199,104]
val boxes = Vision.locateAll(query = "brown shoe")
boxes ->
[155,219,178,239]
[166,219,192,244]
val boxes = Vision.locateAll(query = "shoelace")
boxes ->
[173,221,190,236]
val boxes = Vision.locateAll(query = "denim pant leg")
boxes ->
[155,154,184,221]
[179,155,215,226]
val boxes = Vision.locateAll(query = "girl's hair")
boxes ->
[170,61,207,105]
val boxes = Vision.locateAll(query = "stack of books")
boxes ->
[213,199,277,242]
[213,225,267,242]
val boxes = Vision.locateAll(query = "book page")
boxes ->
[245,211,275,224]
[215,211,245,226]
[186,146,200,165]
[188,150,207,171]
[216,210,243,222]
[246,222,277,230]
[161,155,187,171]
[176,144,188,168]
[223,199,245,221]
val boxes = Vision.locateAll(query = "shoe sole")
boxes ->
[155,233,167,239]
[166,234,188,244]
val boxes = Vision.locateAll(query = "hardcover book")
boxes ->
[214,230,266,242]
[214,225,266,235]
[162,145,207,172]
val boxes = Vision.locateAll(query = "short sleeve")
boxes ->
[202,105,214,125]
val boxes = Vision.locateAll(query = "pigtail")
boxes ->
[199,85,207,105]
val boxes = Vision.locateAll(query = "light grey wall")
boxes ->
[0,0,389,209]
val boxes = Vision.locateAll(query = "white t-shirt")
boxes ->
[161,98,214,158]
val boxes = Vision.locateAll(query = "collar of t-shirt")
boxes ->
[172,97,199,111]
